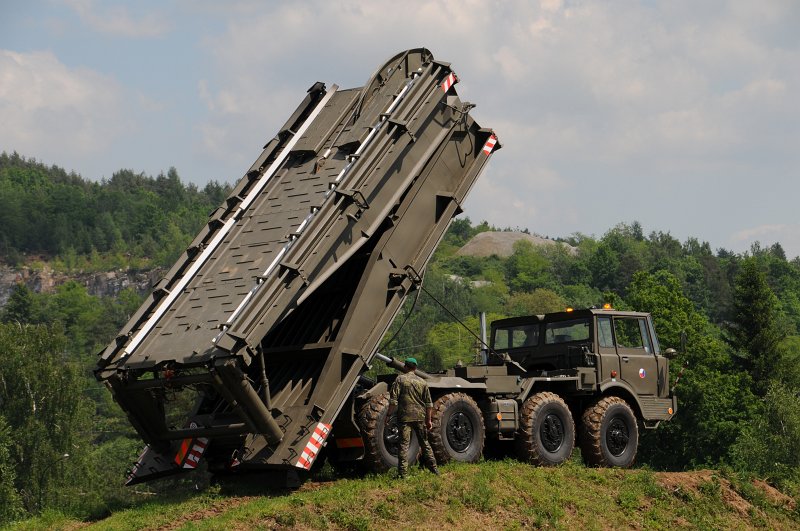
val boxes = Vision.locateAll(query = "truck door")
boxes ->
[613,316,658,396]
[595,316,620,383]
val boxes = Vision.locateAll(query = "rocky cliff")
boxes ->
[0,265,163,306]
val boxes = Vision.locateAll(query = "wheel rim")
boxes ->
[384,415,400,456]
[540,412,565,453]
[447,411,474,452]
[606,417,629,456]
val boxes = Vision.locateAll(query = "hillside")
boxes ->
[12,462,798,530]
[455,231,577,258]
[2,156,799,527]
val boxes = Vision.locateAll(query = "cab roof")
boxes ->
[491,308,651,328]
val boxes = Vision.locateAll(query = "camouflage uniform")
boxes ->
[389,372,437,478]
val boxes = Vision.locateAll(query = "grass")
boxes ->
[8,460,799,530]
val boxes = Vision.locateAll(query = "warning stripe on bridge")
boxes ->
[174,436,209,469]
[295,422,332,470]
[441,72,458,92]
[482,134,498,156]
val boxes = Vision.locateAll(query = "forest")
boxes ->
[0,153,798,524]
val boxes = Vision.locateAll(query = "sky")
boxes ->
[1,0,799,258]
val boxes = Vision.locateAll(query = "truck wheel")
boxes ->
[358,392,419,473]
[580,396,638,468]
[430,393,485,464]
[516,392,575,466]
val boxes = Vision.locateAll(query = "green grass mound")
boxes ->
[10,460,798,530]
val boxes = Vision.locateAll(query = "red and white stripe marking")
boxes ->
[482,134,498,156]
[295,422,331,470]
[183,437,209,469]
[441,72,458,92]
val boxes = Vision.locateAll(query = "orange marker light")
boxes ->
[603,303,613,310]
[668,408,674,415]
[496,413,503,421]
[566,307,574,313]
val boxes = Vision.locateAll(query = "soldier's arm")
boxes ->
[387,379,399,416]
[424,384,433,430]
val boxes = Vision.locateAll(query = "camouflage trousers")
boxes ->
[398,421,437,478]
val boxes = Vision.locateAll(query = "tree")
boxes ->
[587,243,620,292]
[0,415,22,524]
[725,258,786,396]
[506,288,565,316]
[0,323,94,514]
[506,241,555,293]
[729,382,800,484]
[627,270,726,367]
[422,313,504,371]
[627,270,755,469]
[0,284,35,324]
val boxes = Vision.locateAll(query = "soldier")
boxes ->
[387,357,439,478]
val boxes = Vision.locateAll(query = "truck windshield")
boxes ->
[545,318,590,344]
[493,324,539,350]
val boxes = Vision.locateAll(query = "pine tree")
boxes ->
[0,284,35,324]
[725,258,786,396]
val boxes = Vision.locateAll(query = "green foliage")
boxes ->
[627,270,727,368]
[729,382,800,484]
[506,288,565,316]
[1,284,35,323]
[423,313,504,370]
[725,258,787,395]
[0,281,150,522]
[4,155,800,522]
[507,240,555,292]
[0,152,230,269]
[628,271,757,469]
[0,323,94,515]
[0,415,23,524]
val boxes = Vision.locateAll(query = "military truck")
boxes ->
[95,48,501,486]
[345,308,676,473]
[96,48,676,486]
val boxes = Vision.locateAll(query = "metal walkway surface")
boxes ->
[96,48,499,483]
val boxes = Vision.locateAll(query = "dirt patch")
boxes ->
[656,470,753,517]
[155,496,255,530]
[753,479,796,511]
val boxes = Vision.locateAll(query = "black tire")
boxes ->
[579,396,639,468]
[430,393,485,464]
[358,392,419,472]
[516,392,575,466]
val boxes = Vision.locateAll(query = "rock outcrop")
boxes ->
[0,264,163,306]
[456,231,577,258]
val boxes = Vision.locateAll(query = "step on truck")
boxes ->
[95,48,501,485]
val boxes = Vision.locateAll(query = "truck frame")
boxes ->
[343,308,676,472]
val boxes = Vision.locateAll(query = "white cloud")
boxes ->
[159,0,800,252]
[0,49,125,157]
[63,0,169,38]
[731,224,800,260]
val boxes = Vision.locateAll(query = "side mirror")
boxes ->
[664,348,678,360]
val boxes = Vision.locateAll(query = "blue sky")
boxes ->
[2,0,799,257]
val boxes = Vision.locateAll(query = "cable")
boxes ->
[379,283,422,350]
[405,266,496,356]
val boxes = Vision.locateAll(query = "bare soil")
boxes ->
[456,231,577,258]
